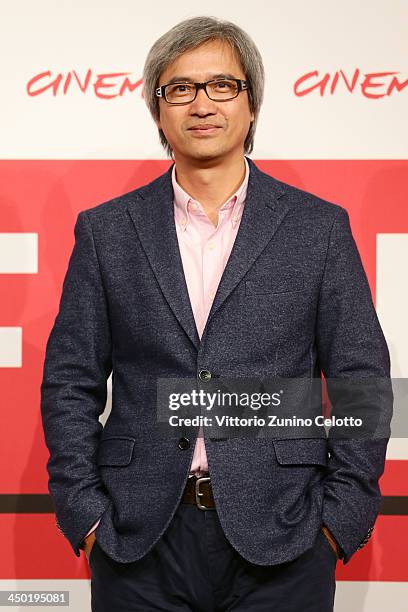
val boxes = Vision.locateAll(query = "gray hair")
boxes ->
[142,16,265,157]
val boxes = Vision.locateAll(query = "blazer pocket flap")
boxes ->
[97,436,136,466]
[273,438,328,466]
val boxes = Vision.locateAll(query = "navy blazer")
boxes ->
[40,157,392,566]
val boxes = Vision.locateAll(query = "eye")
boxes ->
[214,80,234,90]
[167,83,194,96]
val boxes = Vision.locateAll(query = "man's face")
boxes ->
[155,39,255,163]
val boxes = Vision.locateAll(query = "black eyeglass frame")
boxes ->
[155,79,250,105]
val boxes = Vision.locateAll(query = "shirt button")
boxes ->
[207,241,214,250]
[190,202,197,210]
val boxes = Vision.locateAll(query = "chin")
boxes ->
[189,144,228,161]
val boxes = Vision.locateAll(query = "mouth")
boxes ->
[188,125,221,135]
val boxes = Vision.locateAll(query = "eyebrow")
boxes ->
[164,73,239,85]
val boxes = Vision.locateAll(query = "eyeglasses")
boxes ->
[155,78,249,105]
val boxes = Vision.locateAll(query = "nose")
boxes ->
[189,86,217,115]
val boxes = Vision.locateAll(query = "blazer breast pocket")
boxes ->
[245,276,305,296]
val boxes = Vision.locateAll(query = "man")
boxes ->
[41,15,392,612]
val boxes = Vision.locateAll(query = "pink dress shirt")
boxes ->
[83,157,249,541]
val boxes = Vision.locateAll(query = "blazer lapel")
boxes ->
[126,157,290,351]
[201,158,290,342]
[126,166,201,350]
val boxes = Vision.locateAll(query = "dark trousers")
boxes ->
[90,502,337,611]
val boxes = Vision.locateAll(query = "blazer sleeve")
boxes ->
[40,211,112,557]
[315,206,393,565]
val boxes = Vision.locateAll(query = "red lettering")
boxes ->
[330,72,339,94]
[62,70,92,94]
[71,69,92,93]
[63,72,72,95]
[294,68,406,99]
[26,71,63,96]
[338,69,360,93]
[119,77,143,96]
[329,69,360,94]
[387,74,408,95]
[361,71,399,99]
[93,72,131,99]
[294,71,330,97]
[26,70,143,99]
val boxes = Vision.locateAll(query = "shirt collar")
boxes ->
[172,157,249,231]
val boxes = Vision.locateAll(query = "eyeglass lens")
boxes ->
[165,79,239,103]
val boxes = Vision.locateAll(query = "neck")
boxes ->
[173,153,247,213]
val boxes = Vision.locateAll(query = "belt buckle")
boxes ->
[195,476,213,510]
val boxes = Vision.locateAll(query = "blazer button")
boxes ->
[198,369,212,381]
[178,437,190,450]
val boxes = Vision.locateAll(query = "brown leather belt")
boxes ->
[181,474,216,510]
